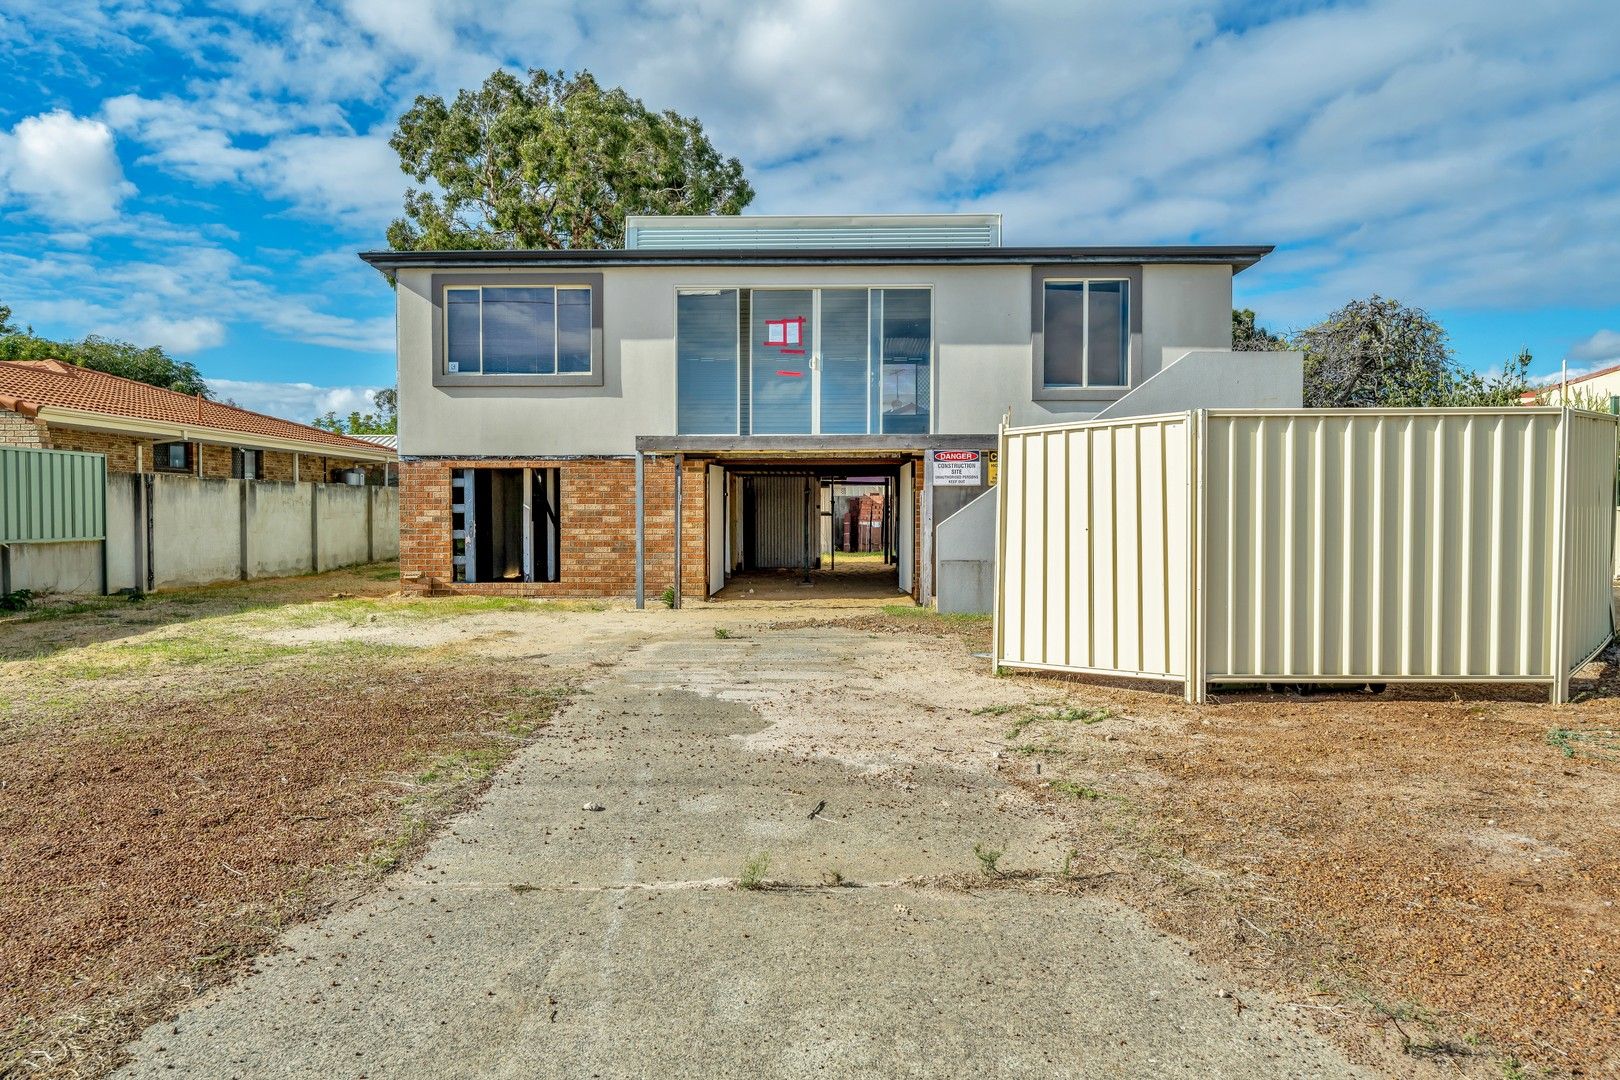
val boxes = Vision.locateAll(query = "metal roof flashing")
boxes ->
[359,244,1274,273]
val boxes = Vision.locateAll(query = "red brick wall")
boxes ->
[399,456,707,599]
[37,425,385,483]
[45,427,159,471]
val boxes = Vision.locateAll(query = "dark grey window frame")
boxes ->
[430,272,605,388]
[230,447,261,480]
[153,440,192,473]
[1031,264,1142,402]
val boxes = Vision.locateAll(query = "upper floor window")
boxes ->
[445,285,592,376]
[1040,278,1129,390]
[675,286,931,437]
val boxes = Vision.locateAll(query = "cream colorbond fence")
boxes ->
[993,408,1617,704]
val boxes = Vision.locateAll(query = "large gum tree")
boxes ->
[387,69,755,251]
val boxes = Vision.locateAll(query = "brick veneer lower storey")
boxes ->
[401,455,923,602]
[400,456,704,599]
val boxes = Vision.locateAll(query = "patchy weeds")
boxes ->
[0,569,576,1078]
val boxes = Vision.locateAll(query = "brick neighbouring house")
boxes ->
[0,359,396,483]
[361,213,1273,604]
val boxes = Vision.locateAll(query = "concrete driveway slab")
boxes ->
[113,617,1375,1079]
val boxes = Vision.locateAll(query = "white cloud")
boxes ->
[0,239,391,357]
[0,110,135,223]
[207,378,385,422]
[2,0,1619,374]
[1568,329,1620,365]
[115,314,228,354]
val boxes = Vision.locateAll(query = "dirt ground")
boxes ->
[0,567,579,1077]
[4,575,1617,1077]
[999,672,1620,1078]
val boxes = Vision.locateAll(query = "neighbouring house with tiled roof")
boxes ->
[0,359,396,483]
[1520,362,1620,408]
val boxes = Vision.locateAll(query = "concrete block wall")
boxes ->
[398,456,705,599]
[151,476,243,587]
[247,482,316,578]
[316,484,373,569]
[3,473,400,596]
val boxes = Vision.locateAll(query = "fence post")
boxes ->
[366,485,376,564]
[1185,410,1207,705]
[1550,409,1572,704]
[310,482,320,574]
[142,474,155,592]
[238,481,250,581]
[989,421,1009,673]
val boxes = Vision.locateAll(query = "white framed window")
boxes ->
[1040,278,1130,390]
[444,285,593,376]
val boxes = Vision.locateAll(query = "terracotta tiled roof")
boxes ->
[1520,361,1620,402]
[0,360,392,456]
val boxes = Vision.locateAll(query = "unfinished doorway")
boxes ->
[451,467,560,583]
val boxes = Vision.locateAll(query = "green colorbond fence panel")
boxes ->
[0,446,107,543]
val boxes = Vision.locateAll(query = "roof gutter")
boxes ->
[359,244,1275,274]
[35,407,398,462]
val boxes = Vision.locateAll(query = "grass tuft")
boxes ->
[1051,780,1104,801]
[1546,727,1619,760]
[972,842,1005,878]
[738,853,771,890]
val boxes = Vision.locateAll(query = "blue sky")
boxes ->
[1,0,1618,421]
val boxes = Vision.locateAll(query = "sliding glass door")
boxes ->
[676,286,931,436]
[749,289,814,434]
[819,289,870,434]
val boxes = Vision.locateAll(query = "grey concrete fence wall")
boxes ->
[3,473,398,595]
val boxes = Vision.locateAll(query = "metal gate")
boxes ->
[994,408,1618,704]
[748,475,814,570]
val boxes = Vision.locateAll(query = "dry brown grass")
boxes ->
[991,668,1620,1077]
[0,566,575,1078]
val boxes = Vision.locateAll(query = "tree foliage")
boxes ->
[0,303,211,396]
[1295,295,1530,408]
[312,388,397,434]
[1232,307,1287,351]
[387,69,754,251]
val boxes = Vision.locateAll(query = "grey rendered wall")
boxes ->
[1140,265,1232,383]
[935,487,999,615]
[395,261,1237,455]
[1094,350,1304,420]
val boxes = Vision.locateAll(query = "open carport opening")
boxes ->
[707,463,913,601]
